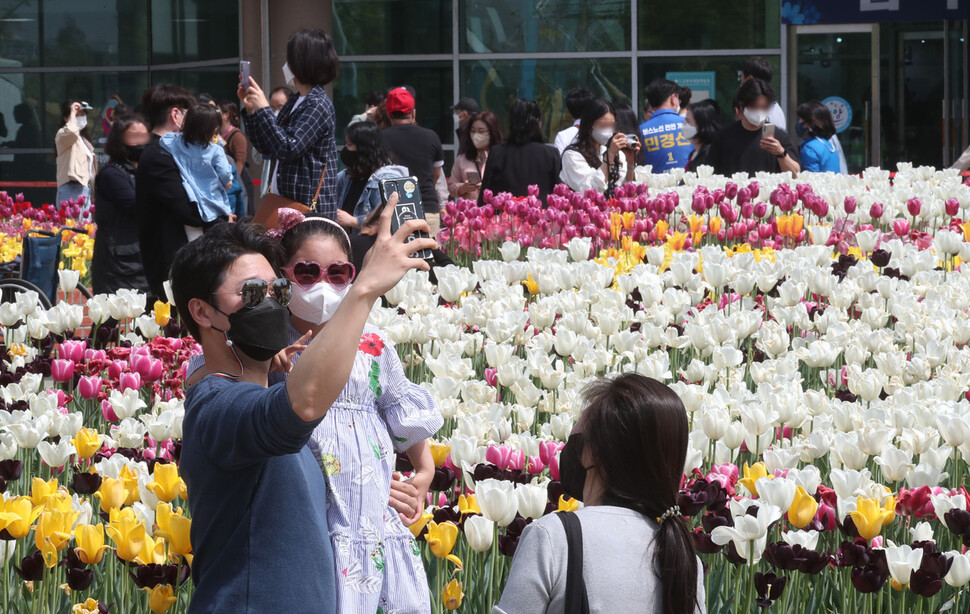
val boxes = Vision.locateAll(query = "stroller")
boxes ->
[0,227,92,309]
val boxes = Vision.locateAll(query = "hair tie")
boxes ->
[658,505,681,524]
[267,208,351,245]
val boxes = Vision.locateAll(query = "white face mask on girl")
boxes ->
[282,62,296,87]
[288,281,350,325]
[76,116,88,130]
[681,123,698,140]
[592,128,613,146]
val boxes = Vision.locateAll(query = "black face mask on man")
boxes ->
[212,297,292,362]
[559,433,594,502]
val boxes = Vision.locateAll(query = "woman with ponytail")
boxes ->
[495,373,704,614]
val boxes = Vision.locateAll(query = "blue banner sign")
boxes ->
[782,0,969,24]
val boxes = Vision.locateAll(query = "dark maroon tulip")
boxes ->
[0,459,22,481]
[66,568,94,591]
[754,572,787,607]
[70,471,102,495]
[945,509,970,536]
[691,527,722,555]
[14,551,44,582]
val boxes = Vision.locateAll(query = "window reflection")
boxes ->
[461,0,630,53]
[461,58,631,140]
[333,0,451,56]
[639,0,780,50]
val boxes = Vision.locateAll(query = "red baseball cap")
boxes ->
[386,87,415,115]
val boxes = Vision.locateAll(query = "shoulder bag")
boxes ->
[557,511,591,614]
[252,164,327,228]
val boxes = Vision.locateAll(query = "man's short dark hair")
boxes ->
[742,57,773,82]
[645,79,680,110]
[363,90,384,107]
[565,87,595,120]
[169,223,283,339]
[678,86,692,108]
[735,78,776,109]
[141,84,195,131]
[287,29,339,87]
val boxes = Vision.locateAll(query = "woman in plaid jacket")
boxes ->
[240,29,339,218]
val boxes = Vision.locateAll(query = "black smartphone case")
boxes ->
[378,176,434,260]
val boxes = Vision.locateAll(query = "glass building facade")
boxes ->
[331,0,783,159]
[0,0,240,203]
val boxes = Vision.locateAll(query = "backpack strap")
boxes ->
[557,512,591,614]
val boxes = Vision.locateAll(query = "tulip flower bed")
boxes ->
[4,167,970,612]
[0,192,95,277]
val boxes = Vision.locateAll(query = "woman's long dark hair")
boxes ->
[506,99,544,145]
[104,114,147,162]
[580,373,698,614]
[575,98,615,169]
[219,101,241,129]
[796,100,837,140]
[279,216,352,263]
[688,99,721,146]
[613,103,640,137]
[344,120,393,180]
[459,111,503,161]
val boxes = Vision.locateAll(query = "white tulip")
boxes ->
[476,479,519,526]
[499,241,521,263]
[782,530,819,550]
[515,483,548,520]
[37,439,75,468]
[945,551,970,587]
[885,545,923,585]
[464,515,495,552]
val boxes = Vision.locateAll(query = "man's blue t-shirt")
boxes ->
[181,376,335,613]
[638,109,693,173]
[799,137,841,173]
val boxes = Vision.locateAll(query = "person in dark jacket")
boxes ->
[136,84,206,300]
[479,99,561,205]
[240,29,339,217]
[92,115,152,295]
[684,99,721,173]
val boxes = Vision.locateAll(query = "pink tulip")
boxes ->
[51,359,75,383]
[101,400,119,422]
[78,376,103,400]
[907,197,922,217]
[58,340,86,363]
[538,440,562,465]
[753,202,767,218]
[486,444,512,469]
[119,372,142,393]
[946,198,960,217]
[549,453,560,481]
[132,355,164,382]
[526,455,545,474]
[507,449,525,471]
[107,360,125,380]
[893,218,910,237]
[869,203,884,219]
[843,197,857,214]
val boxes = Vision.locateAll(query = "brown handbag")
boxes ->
[252,164,327,228]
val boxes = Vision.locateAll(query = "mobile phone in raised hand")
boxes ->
[762,122,775,140]
[240,61,251,87]
[379,176,434,260]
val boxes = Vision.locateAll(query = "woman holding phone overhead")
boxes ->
[239,28,339,218]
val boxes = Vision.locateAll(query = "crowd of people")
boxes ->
[42,35,865,612]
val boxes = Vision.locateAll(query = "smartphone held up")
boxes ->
[378,177,434,260]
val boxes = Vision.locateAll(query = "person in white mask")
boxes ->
[273,209,442,614]
[707,78,800,176]
[448,110,501,202]
[560,98,640,195]
[55,99,97,217]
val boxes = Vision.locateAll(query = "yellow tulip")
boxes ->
[522,274,539,296]
[848,496,896,540]
[777,215,792,238]
[787,486,818,530]
[157,514,192,558]
[621,211,635,230]
[655,219,669,241]
[709,216,723,236]
[154,301,172,327]
[107,513,147,563]
[738,462,770,498]
[119,464,141,506]
[35,509,78,567]
[558,495,580,513]
[458,494,480,516]
[72,598,102,614]
[0,497,44,539]
[147,463,184,503]
[145,584,178,614]
[668,231,688,252]
[71,428,102,460]
[95,477,126,512]
[408,512,433,538]
[429,443,450,468]
[30,477,60,507]
[426,521,462,568]
[74,524,110,565]
[136,534,167,565]
[789,213,804,238]
[442,579,464,610]
[962,221,970,242]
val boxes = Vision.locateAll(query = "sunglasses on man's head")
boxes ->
[212,278,292,309]
[282,260,356,288]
